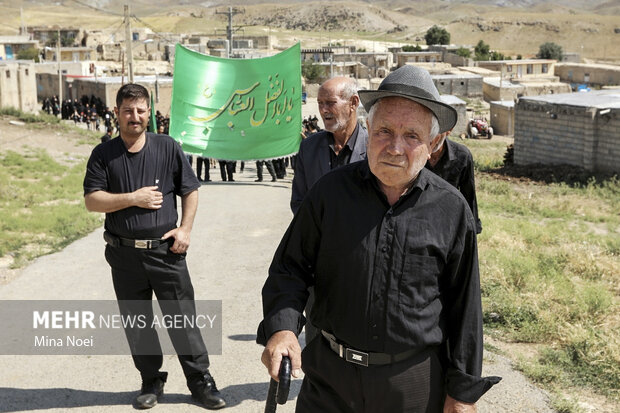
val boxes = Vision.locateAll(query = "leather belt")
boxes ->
[118,237,168,249]
[321,330,418,367]
[104,231,170,249]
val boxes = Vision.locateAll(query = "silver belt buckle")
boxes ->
[345,348,369,367]
[134,240,150,249]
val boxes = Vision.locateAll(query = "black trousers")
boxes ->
[296,336,445,413]
[196,157,210,181]
[256,160,277,181]
[105,243,210,385]
[218,161,235,181]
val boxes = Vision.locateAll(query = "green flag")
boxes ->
[149,93,157,133]
[169,43,302,160]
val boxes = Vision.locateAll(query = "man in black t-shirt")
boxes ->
[83,84,226,410]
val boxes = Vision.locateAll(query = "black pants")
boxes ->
[218,161,235,181]
[296,337,445,413]
[105,243,210,385]
[196,157,210,181]
[256,160,277,181]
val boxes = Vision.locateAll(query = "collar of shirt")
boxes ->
[328,122,360,154]
[426,138,456,172]
[358,159,430,206]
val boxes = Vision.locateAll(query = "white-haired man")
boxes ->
[258,66,499,412]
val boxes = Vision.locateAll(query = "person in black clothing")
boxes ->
[255,160,277,182]
[83,84,225,410]
[218,160,235,182]
[257,66,499,413]
[100,127,113,144]
[196,156,212,182]
[426,133,482,234]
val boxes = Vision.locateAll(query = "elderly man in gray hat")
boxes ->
[257,65,500,412]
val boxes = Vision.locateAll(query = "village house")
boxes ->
[0,36,39,61]
[514,89,620,173]
[0,60,37,113]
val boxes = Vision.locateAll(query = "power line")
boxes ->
[131,15,177,44]
[67,0,122,16]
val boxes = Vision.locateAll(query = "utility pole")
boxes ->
[124,4,134,83]
[215,6,244,55]
[57,29,62,105]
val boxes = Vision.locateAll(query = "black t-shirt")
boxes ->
[83,133,200,239]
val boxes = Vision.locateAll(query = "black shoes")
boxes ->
[255,178,263,182]
[271,178,277,182]
[189,372,226,410]
[135,377,165,409]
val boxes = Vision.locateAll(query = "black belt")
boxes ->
[321,330,418,367]
[104,231,170,249]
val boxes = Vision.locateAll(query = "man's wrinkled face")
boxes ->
[317,84,355,134]
[115,98,150,138]
[367,97,434,192]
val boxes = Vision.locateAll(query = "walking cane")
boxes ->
[264,356,291,413]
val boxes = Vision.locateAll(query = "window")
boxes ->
[527,64,533,74]
[506,65,512,72]
[542,64,548,74]
[25,69,29,76]
[6,70,10,78]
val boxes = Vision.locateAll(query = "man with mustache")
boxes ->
[291,76,369,345]
[83,84,226,410]
[290,77,368,214]
[258,66,499,412]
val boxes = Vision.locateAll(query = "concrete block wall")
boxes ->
[594,111,620,173]
[490,102,514,136]
[515,99,619,173]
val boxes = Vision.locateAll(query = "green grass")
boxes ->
[0,149,102,267]
[463,140,620,405]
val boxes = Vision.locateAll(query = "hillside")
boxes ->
[2,0,620,62]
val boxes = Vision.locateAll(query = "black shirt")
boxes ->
[327,123,360,169]
[425,139,482,234]
[257,160,498,402]
[83,133,200,239]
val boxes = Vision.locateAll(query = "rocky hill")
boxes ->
[4,0,620,62]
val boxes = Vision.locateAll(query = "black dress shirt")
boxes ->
[327,123,359,169]
[257,160,499,403]
[425,139,482,234]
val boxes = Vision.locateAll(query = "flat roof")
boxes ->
[520,88,620,109]
[491,100,515,108]
[75,75,174,84]
[440,95,466,105]
[479,59,556,64]
[484,78,523,89]
[432,73,482,80]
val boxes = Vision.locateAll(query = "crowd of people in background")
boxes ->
[42,94,115,133]
[44,94,317,184]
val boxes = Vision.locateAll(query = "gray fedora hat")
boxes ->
[359,65,457,134]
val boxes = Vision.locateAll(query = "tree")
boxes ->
[425,25,450,45]
[17,47,40,62]
[45,33,74,48]
[474,40,490,61]
[402,44,422,52]
[302,61,323,83]
[455,47,471,58]
[490,51,505,61]
[537,42,563,61]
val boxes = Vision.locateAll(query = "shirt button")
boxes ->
[381,246,389,253]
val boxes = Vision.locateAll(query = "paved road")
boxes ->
[0,165,554,412]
